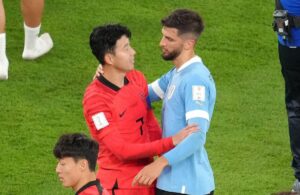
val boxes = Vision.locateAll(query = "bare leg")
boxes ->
[0,0,8,80]
[0,0,5,32]
[21,0,44,27]
[21,0,53,60]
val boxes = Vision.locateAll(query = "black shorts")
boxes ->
[156,188,214,195]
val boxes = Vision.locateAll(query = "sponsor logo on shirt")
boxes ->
[92,112,109,130]
[119,109,126,118]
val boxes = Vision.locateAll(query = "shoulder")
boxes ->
[126,69,146,81]
[182,63,212,86]
[84,80,104,101]
[156,67,175,83]
[126,69,147,88]
[83,80,112,110]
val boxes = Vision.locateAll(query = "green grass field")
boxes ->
[0,0,293,194]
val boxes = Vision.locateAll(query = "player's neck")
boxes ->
[173,50,195,69]
[102,66,126,88]
[73,172,97,192]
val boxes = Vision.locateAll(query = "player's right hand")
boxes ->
[172,124,198,145]
[93,64,103,80]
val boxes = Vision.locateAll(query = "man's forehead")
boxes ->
[162,27,196,40]
[162,27,179,36]
[116,35,130,47]
[59,156,76,163]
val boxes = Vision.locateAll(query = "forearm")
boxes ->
[163,118,208,165]
[132,155,169,186]
[146,110,162,141]
[101,133,174,161]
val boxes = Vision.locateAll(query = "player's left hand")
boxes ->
[132,157,169,186]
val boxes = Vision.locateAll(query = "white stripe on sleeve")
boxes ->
[181,185,186,194]
[150,80,165,99]
[186,110,210,121]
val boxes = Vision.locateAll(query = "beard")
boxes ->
[161,48,181,61]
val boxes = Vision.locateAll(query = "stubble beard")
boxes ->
[161,49,181,61]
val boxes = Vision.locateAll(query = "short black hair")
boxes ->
[89,24,131,64]
[53,133,99,171]
[161,9,204,38]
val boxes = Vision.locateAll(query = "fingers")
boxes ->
[132,172,142,186]
[180,125,199,138]
[132,176,155,186]
[132,172,154,186]
[188,123,198,127]
[96,69,102,76]
[173,124,200,145]
[181,124,197,132]
[188,126,199,132]
[97,64,104,74]
[93,64,103,80]
[148,177,156,185]
[185,124,199,132]
[186,123,198,129]
[139,175,151,186]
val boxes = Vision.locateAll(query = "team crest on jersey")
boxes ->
[195,100,204,106]
[192,85,205,102]
[92,112,109,130]
[167,85,176,99]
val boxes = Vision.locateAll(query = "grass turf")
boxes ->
[0,0,293,194]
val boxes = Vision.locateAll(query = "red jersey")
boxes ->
[76,179,108,195]
[83,70,174,190]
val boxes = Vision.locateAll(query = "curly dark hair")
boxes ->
[89,24,131,65]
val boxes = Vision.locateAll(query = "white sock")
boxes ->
[0,33,7,60]
[0,33,9,80]
[23,23,41,51]
[22,23,53,60]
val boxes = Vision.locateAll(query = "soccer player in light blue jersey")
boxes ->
[133,9,216,195]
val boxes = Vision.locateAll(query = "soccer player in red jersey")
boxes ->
[83,24,197,195]
[54,133,108,195]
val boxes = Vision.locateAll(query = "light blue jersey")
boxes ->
[149,56,216,195]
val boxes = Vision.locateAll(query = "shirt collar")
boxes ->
[97,74,129,91]
[176,55,202,72]
[75,179,101,195]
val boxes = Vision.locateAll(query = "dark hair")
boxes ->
[161,9,204,38]
[89,24,131,64]
[53,133,99,171]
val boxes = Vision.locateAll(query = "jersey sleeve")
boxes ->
[163,75,211,165]
[148,68,174,102]
[130,70,163,141]
[83,92,174,161]
[145,108,162,141]
[142,71,163,141]
[83,93,115,140]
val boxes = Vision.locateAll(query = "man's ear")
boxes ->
[184,39,196,50]
[104,53,113,65]
[79,159,88,171]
